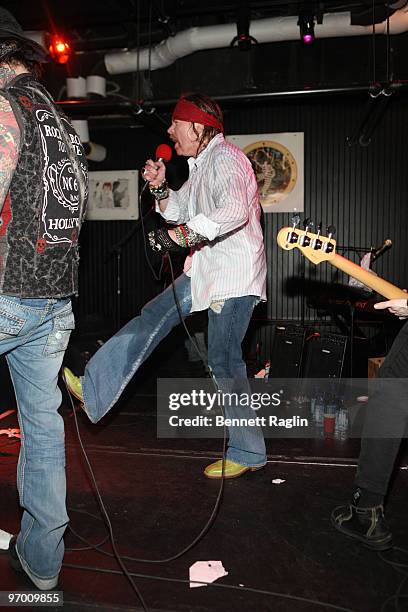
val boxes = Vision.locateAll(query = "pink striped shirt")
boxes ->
[159,133,267,312]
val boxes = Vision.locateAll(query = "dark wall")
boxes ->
[75,90,408,328]
[75,124,167,328]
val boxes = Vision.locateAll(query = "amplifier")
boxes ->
[302,332,347,378]
[269,324,306,378]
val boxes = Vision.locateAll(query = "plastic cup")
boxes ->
[324,414,336,435]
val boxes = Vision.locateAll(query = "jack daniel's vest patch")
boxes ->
[0,74,88,297]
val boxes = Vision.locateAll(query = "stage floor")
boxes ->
[0,389,407,612]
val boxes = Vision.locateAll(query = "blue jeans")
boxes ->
[0,295,75,582]
[82,274,266,467]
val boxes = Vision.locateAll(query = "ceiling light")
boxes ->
[298,13,315,45]
[48,34,71,64]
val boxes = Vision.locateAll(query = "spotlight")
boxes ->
[48,33,71,64]
[298,13,315,44]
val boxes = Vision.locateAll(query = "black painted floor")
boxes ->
[0,384,408,612]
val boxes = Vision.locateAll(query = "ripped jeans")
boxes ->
[82,273,266,467]
[0,296,74,582]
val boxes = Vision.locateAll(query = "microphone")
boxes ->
[142,144,173,179]
[371,239,392,262]
[155,143,172,164]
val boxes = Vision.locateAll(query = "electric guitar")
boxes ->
[276,226,407,300]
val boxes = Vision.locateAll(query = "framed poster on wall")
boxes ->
[86,170,139,220]
[227,133,304,213]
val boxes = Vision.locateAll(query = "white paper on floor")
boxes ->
[189,561,229,588]
[0,529,12,549]
[271,478,286,484]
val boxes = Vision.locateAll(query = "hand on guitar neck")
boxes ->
[374,294,408,319]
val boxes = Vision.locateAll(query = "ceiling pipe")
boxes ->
[143,83,404,108]
[105,8,408,75]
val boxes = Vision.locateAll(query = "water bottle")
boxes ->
[314,392,325,426]
[310,396,316,418]
[335,402,349,440]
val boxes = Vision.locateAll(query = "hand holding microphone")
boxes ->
[143,143,172,187]
[143,159,165,186]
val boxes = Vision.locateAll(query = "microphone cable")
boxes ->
[63,253,229,561]
[63,367,227,612]
[61,159,231,607]
[66,388,149,612]
[139,180,164,282]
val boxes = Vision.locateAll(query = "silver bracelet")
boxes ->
[149,180,169,201]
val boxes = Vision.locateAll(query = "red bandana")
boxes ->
[172,99,223,132]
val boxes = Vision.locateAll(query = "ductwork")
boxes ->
[105,8,408,75]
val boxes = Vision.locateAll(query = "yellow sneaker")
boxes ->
[204,459,264,479]
[62,367,83,403]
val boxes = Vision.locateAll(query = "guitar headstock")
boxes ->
[276,224,337,265]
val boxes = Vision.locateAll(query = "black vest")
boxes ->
[0,74,88,298]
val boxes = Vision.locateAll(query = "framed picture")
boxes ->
[86,170,139,220]
[227,133,304,213]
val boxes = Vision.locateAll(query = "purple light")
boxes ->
[303,34,314,44]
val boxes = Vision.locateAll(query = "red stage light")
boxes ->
[48,34,71,64]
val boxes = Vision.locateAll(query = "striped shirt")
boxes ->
[158,133,267,312]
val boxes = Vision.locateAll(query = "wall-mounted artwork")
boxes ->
[87,170,139,220]
[228,133,304,213]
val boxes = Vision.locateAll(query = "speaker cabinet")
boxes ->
[269,325,306,378]
[302,332,347,378]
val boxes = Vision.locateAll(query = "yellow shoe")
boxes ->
[204,459,264,479]
[62,367,83,403]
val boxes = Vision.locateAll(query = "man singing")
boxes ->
[65,92,267,479]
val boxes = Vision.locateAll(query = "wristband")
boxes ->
[180,224,206,247]
[149,180,169,201]
[148,228,188,254]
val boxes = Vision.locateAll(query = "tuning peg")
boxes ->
[298,217,313,246]
[285,214,301,245]
[303,217,313,231]
[310,222,323,250]
[291,214,300,228]
[323,225,336,253]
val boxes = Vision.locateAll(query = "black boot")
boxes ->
[331,492,392,551]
